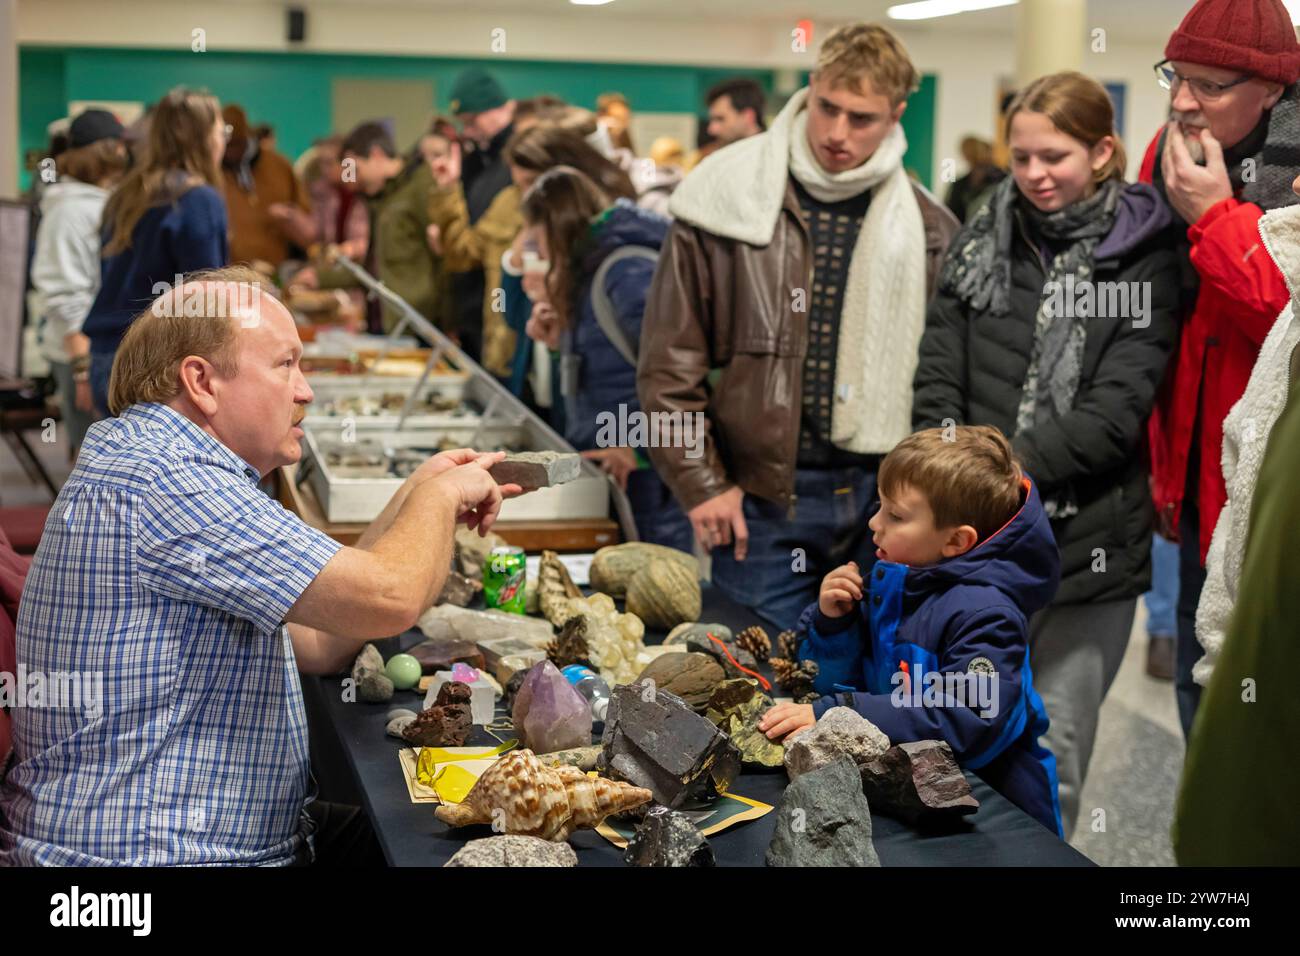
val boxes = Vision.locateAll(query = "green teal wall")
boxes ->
[904,74,938,186]
[17,47,935,191]
[18,49,67,185]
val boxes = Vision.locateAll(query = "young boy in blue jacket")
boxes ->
[759,425,1063,834]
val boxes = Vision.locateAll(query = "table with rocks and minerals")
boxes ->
[303,538,1090,868]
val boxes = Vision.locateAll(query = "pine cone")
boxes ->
[776,629,801,661]
[788,660,820,704]
[735,624,771,662]
[771,656,820,703]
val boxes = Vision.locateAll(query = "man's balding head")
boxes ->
[110,265,314,476]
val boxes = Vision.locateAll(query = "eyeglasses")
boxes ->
[1154,60,1251,101]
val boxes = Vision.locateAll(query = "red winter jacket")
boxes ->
[1139,132,1290,562]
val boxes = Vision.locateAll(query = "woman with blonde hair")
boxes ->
[83,87,229,416]
[913,71,1183,837]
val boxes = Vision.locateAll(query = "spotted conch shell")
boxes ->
[435,749,652,841]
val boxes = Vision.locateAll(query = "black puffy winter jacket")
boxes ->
[912,184,1182,604]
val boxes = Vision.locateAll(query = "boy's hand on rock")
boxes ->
[819,561,863,618]
[760,702,816,741]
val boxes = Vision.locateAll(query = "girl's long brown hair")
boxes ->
[505,124,636,203]
[1006,71,1127,185]
[102,87,223,255]
[520,165,611,330]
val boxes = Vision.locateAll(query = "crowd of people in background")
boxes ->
[12,0,1300,863]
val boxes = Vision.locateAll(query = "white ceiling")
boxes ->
[265,0,1195,41]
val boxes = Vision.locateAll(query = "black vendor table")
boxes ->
[305,585,1092,867]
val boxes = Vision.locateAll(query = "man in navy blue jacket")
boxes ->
[760,425,1063,834]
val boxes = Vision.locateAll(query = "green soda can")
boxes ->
[484,545,527,614]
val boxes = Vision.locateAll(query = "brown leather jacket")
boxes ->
[637,177,958,515]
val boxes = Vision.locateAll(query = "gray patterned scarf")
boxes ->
[940,175,1122,518]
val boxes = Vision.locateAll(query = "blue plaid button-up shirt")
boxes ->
[0,403,342,865]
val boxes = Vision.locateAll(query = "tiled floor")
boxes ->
[1070,609,1184,866]
[2,429,1190,866]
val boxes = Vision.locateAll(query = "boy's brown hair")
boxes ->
[815,23,920,107]
[878,425,1024,543]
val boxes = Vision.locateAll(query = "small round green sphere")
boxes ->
[385,653,422,690]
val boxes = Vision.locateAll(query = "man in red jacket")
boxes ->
[1139,0,1300,740]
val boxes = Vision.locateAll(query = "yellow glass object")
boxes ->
[431,764,481,804]
[414,739,518,788]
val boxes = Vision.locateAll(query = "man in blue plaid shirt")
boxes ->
[0,266,518,865]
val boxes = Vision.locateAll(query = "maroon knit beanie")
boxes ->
[1165,0,1300,85]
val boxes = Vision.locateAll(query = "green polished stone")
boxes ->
[385,653,423,690]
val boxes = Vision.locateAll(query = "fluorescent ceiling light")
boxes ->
[888,0,1018,20]
[571,1,617,6]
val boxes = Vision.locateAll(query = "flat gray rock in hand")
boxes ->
[489,451,582,489]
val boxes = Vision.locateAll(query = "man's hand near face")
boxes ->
[1162,121,1234,224]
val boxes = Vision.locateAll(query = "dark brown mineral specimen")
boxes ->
[401,681,473,746]
[860,740,980,826]
[635,652,725,713]
[546,615,593,670]
[409,638,486,675]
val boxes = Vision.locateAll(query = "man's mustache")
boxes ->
[291,405,307,426]
[1170,110,1207,128]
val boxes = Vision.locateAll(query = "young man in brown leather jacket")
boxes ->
[638,23,958,631]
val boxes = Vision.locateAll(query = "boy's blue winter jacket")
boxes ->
[797,477,1063,835]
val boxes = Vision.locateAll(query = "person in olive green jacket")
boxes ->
[1172,372,1300,866]
[305,121,447,334]
[427,155,521,377]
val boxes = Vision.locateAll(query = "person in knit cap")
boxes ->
[445,67,517,369]
[1138,0,1300,743]
[638,23,958,632]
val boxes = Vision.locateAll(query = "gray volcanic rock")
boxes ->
[444,835,578,867]
[766,757,879,867]
[783,706,891,780]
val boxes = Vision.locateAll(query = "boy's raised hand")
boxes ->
[759,702,816,741]
[819,561,864,618]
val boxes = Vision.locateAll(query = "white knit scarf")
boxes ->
[669,87,927,453]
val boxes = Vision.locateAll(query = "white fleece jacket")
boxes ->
[30,179,109,365]
[1194,203,1300,685]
